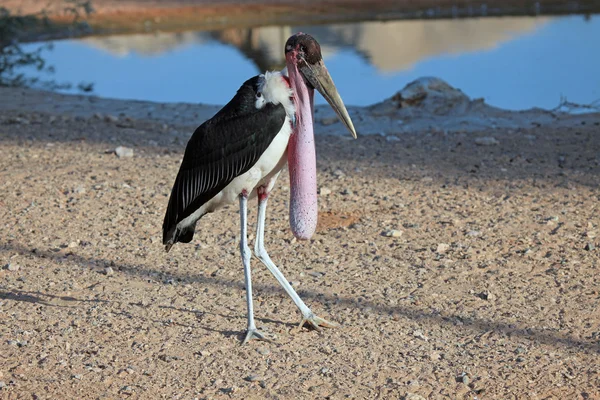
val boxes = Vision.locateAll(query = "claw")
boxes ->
[299,313,340,331]
[242,328,272,345]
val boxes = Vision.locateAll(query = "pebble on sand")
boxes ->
[104,114,119,123]
[103,267,114,276]
[320,116,339,126]
[474,137,499,146]
[584,242,595,251]
[244,374,263,382]
[115,146,134,158]
[436,243,450,253]
[4,263,20,271]
[383,230,403,238]
[319,187,332,196]
[404,393,426,400]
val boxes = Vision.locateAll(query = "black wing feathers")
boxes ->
[162,76,288,248]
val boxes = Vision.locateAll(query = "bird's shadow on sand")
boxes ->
[2,242,600,354]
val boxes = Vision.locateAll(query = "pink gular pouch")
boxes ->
[284,33,357,240]
[286,62,318,240]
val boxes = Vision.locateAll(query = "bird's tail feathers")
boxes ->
[163,222,196,252]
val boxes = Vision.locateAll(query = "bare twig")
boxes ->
[551,95,600,113]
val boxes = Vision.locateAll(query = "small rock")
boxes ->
[257,348,270,356]
[115,146,134,158]
[290,281,300,287]
[104,114,119,123]
[320,116,338,126]
[308,271,323,278]
[244,374,262,382]
[220,387,235,394]
[584,243,595,251]
[72,374,82,380]
[320,367,330,375]
[68,241,78,248]
[404,393,426,400]
[474,137,499,146]
[319,187,332,196]
[7,340,18,346]
[4,263,21,272]
[477,290,495,301]
[465,230,481,237]
[383,230,403,238]
[103,267,114,276]
[199,350,211,357]
[120,386,134,394]
[436,243,450,253]
[4,263,19,271]
[341,188,352,195]
[333,169,345,177]
[74,185,86,194]
[6,117,30,125]
[413,330,428,341]
[386,135,400,142]
[0,381,5,389]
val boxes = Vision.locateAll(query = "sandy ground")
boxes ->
[0,85,600,399]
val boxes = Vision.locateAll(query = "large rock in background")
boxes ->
[322,76,573,136]
[369,77,480,117]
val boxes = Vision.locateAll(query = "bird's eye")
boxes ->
[300,45,307,53]
[257,92,262,98]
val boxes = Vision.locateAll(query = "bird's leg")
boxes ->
[239,192,269,344]
[254,189,339,331]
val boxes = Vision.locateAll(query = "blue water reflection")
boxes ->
[25,15,600,110]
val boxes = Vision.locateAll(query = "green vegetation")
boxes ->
[0,1,93,90]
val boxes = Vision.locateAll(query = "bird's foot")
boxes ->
[299,312,340,331]
[242,328,272,345]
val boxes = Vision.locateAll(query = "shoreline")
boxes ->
[1,80,599,138]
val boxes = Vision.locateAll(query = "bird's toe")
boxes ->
[242,328,272,345]
[299,313,340,331]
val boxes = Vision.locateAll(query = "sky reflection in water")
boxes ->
[25,14,600,110]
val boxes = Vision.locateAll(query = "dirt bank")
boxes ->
[6,0,600,39]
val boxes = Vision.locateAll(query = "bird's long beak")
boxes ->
[299,60,357,139]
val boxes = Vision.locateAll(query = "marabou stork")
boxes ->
[162,33,357,343]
